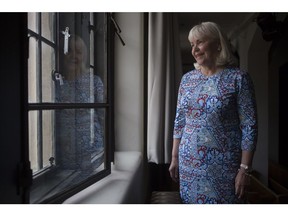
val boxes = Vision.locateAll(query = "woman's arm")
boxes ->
[235,150,255,199]
[235,71,258,199]
[169,138,180,182]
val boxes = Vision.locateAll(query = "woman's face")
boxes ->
[190,35,219,68]
[64,39,85,73]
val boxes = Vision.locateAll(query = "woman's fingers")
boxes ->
[169,165,179,182]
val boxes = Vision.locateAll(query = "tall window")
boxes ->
[27,12,113,203]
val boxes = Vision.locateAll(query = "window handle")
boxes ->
[61,27,70,54]
[52,70,64,85]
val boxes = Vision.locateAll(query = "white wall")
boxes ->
[114,13,144,153]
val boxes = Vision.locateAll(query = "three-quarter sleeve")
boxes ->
[173,76,186,139]
[94,75,104,103]
[237,72,258,151]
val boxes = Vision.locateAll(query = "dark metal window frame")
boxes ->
[26,12,114,204]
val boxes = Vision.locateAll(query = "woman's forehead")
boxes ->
[189,29,219,43]
[189,34,210,42]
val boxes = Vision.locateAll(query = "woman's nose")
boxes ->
[192,45,198,55]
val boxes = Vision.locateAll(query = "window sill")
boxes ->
[63,151,143,204]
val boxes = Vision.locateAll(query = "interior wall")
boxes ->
[114,13,144,153]
[269,30,288,164]
[248,27,271,183]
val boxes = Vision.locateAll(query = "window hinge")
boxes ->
[17,161,33,195]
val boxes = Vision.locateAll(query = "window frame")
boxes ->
[26,12,115,204]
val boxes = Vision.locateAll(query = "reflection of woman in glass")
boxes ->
[55,35,104,176]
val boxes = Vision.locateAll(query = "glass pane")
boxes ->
[29,110,55,172]
[28,37,38,103]
[29,108,106,203]
[94,13,107,102]
[28,13,38,33]
[41,13,54,42]
[28,39,56,103]
[55,57,105,104]
[42,42,56,102]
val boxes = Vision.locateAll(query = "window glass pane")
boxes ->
[28,37,38,103]
[55,47,105,104]
[29,110,39,172]
[42,42,55,103]
[29,108,106,203]
[29,110,54,172]
[28,39,56,103]
[55,108,105,169]
[41,13,54,42]
[94,13,108,102]
[28,13,38,33]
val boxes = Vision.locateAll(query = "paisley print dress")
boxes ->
[55,72,104,171]
[173,68,258,204]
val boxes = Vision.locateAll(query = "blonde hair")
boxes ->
[61,34,88,77]
[188,22,238,69]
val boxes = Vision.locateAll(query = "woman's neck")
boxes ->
[199,65,223,76]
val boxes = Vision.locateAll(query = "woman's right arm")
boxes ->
[169,74,186,182]
[169,138,181,182]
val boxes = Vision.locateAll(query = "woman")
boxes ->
[169,22,258,204]
[55,35,104,174]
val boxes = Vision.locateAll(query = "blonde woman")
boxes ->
[169,22,258,204]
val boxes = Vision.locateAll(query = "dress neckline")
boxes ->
[197,68,226,79]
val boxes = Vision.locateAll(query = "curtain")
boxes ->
[147,13,183,164]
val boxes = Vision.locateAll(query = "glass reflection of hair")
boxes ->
[63,35,88,80]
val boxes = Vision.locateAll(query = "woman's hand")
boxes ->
[169,157,179,182]
[235,169,250,199]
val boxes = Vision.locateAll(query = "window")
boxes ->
[27,12,114,203]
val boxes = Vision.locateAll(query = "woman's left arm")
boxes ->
[235,71,258,199]
[235,150,254,199]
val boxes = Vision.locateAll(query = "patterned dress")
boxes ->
[173,67,258,204]
[55,72,104,171]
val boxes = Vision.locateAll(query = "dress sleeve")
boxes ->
[173,76,186,139]
[94,75,105,148]
[237,72,258,151]
[94,75,104,103]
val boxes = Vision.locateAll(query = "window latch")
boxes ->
[61,27,70,54]
[52,70,64,85]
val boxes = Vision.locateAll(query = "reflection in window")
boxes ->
[27,12,111,203]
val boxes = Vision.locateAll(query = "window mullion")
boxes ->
[36,13,44,170]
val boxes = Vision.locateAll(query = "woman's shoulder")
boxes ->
[224,67,250,79]
[225,67,246,74]
[224,67,254,89]
[182,69,200,80]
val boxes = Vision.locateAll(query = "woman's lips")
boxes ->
[194,54,203,60]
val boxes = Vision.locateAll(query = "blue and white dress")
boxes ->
[55,72,104,172]
[173,67,258,204]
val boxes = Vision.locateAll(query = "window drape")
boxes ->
[147,13,183,164]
